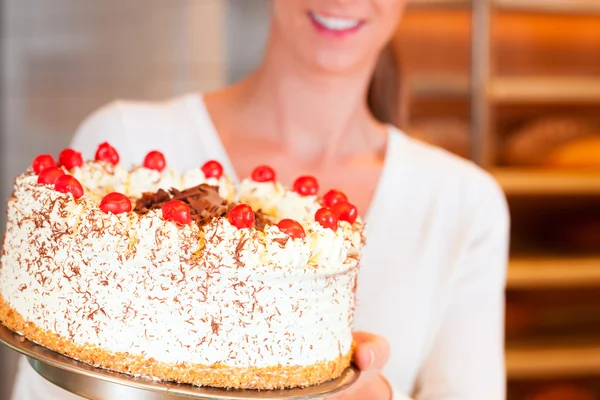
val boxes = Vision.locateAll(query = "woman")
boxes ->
[12,1,509,399]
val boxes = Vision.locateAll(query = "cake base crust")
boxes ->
[0,296,352,390]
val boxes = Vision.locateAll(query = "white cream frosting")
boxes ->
[0,167,363,370]
[182,168,235,202]
[238,179,322,223]
[70,163,238,201]
[127,166,183,198]
[71,162,128,203]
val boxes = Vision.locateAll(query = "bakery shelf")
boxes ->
[408,0,471,8]
[409,74,470,97]
[493,0,600,14]
[489,77,600,104]
[508,256,600,290]
[507,342,600,380]
[493,168,600,196]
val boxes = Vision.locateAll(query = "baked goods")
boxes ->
[544,136,600,169]
[502,115,600,168]
[0,143,363,389]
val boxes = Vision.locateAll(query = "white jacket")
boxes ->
[11,94,509,400]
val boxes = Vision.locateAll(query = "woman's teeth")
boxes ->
[310,12,362,31]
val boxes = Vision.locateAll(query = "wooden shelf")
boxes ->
[409,74,470,97]
[508,256,600,290]
[493,168,600,196]
[408,0,470,8]
[507,342,600,379]
[494,0,600,14]
[489,77,600,104]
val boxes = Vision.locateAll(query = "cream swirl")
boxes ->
[238,179,322,223]
[71,161,128,203]
[182,168,236,202]
[127,166,183,198]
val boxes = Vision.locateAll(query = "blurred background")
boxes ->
[1,0,600,399]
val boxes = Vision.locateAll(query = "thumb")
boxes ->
[353,331,390,371]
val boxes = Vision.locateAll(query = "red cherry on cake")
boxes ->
[58,148,83,170]
[228,204,255,229]
[315,207,338,231]
[323,189,348,208]
[293,176,319,196]
[99,192,132,215]
[162,200,192,225]
[251,165,276,182]
[331,201,358,224]
[143,151,166,172]
[32,154,55,174]
[277,219,306,239]
[37,166,65,185]
[54,175,84,199]
[201,160,223,179]
[95,142,120,165]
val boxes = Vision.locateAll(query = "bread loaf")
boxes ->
[503,116,600,167]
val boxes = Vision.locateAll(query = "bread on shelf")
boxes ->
[502,115,600,169]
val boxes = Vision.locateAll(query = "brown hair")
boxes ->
[367,41,408,129]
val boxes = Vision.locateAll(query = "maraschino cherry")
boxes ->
[277,219,306,239]
[58,149,83,170]
[315,207,338,231]
[32,154,55,174]
[95,142,120,165]
[201,160,223,179]
[331,201,358,224]
[162,200,192,225]
[54,175,84,199]
[228,204,255,229]
[323,189,348,208]
[37,167,65,185]
[143,151,166,172]
[293,176,319,196]
[99,192,132,215]
[251,165,276,183]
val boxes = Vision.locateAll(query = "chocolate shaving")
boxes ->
[134,184,228,226]
[133,184,271,229]
[135,189,171,214]
[253,209,271,231]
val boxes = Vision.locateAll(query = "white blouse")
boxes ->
[11,94,509,400]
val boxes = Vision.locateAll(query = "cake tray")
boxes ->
[0,324,359,400]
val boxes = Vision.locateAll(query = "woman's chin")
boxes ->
[307,51,373,76]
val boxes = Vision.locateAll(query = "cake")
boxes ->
[0,142,364,390]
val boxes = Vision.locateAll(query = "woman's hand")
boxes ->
[326,332,392,400]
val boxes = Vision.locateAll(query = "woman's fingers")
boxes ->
[326,371,392,400]
[353,331,390,371]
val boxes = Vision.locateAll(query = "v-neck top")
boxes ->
[11,94,510,400]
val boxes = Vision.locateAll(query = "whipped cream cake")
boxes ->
[0,143,364,389]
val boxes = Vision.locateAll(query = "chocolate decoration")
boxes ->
[133,184,271,229]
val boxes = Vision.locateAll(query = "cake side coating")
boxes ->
[0,295,353,389]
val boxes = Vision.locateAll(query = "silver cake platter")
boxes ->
[0,324,359,400]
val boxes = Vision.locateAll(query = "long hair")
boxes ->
[367,41,408,129]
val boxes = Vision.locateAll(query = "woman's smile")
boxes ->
[308,11,365,37]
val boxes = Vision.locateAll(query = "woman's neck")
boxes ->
[216,39,386,166]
